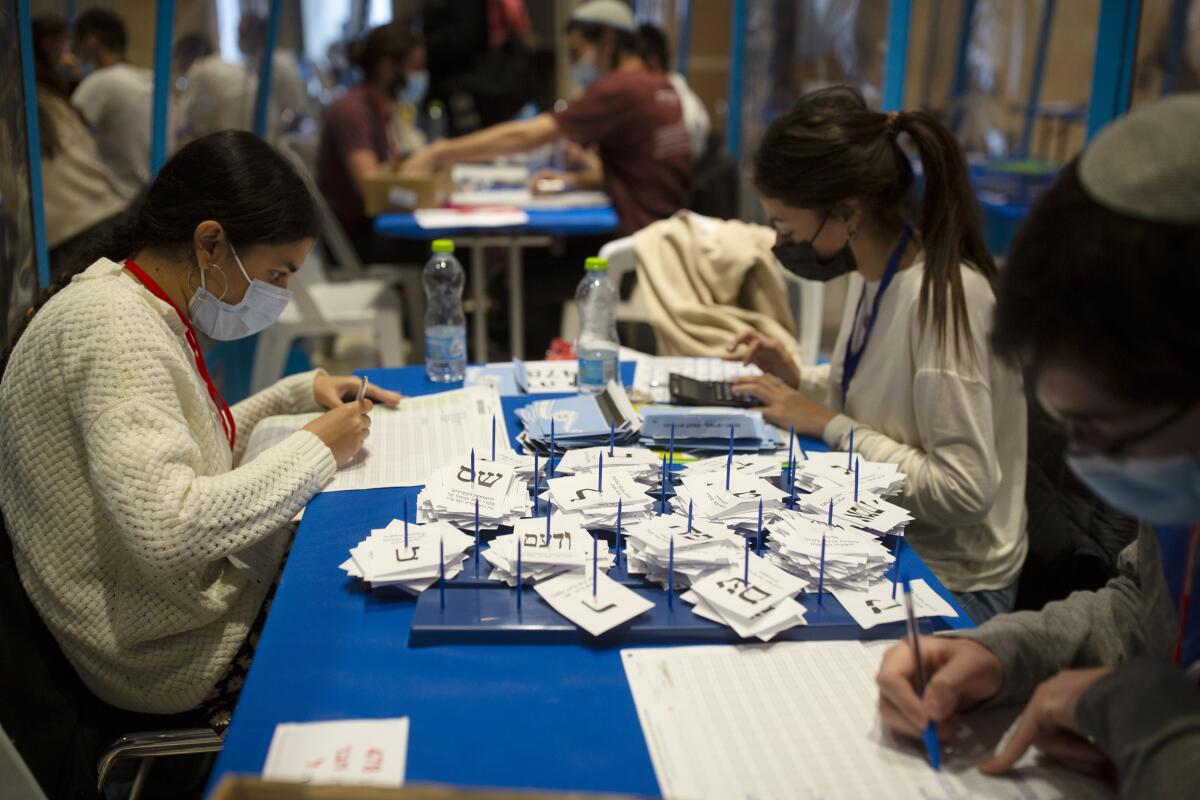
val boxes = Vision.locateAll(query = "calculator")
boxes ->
[668,373,761,408]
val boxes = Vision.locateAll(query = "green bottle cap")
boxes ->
[431,239,455,253]
[584,257,608,271]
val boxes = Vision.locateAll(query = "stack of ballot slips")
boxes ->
[791,450,906,497]
[681,554,809,641]
[794,485,914,538]
[684,452,783,481]
[623,515,747,590]
[515,381,640,456]
[640,407,784,452]
[416,455,531,530]
[340,520,476,595]
[539,470,656,530]
[553,446,662,483]
[765,511,896,590]
[670,472,790,530]
[483,513,614,586]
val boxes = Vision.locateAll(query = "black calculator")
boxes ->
[668,373,761,408]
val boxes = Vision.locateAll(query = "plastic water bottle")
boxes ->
[575,257,619,394]
[427,101,447,142]
[423,239,466,382]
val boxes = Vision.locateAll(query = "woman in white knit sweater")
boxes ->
[0,131,399,724]
[727,87,1027,624]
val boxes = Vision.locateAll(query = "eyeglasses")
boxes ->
[1038,390,1195,457]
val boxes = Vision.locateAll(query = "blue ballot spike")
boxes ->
[609,421,615,457]
[788,456,797,509]
[471,448,475,484]
[668,533,675,609]
[817,532,827,606]
[545,502,552,546]
[799,436,808,460]
[848,428,855,471]
[550,418,556,478]
[439,536,446,610]
[726,425,735,490]
[516,537,523,610]
[474,498,481,575]
[854,456,860,502]
[787,424,795,475]
[491,414,496,461]
[892,537,903,599]
[660,453,668,515]
[533,452,540,516]
[403,498,409,547]
[687,499,693,533]
[592,532,598,597]
[668,423,676,471]
[744,536,750,585]
[598,452,604,492]
[827,499,833,528]
[615,498,623,568]
[757,499,764,555]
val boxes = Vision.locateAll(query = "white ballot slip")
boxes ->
[832,578,959,629]
[534,571,654,636]
[262,717,409,788]
[621,642,1112,800]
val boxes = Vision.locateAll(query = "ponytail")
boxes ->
[753,85,995,362]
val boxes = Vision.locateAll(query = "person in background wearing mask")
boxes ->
[0,131,400,733]
[875,95,1200,796]
[403,0,692,236]
[70,7,153,203]
[316,23,427,264]
[727,87,1027,623]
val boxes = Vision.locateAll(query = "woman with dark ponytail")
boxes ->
[728,87,1027,622]
[0,131,400,728]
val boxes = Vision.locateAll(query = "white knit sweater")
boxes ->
[0,259,337,714]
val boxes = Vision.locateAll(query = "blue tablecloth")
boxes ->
[206,364,971,796]
[374,207,619,239]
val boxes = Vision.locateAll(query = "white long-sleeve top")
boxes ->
[0,259,336,713]
[797,260,1028,592]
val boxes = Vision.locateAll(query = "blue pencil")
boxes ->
[903,578,942,771]
[817,532,827,606]
[491,414,496,461]
[615,498,623,568]
[756,498,763,555]
[726,425,735,491]
[668,533,675,609]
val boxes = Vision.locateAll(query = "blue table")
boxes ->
[375,207,620,362]
[207,365,971,796]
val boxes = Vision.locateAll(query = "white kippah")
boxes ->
[570,0,637,34]
[1079,94,1200,224]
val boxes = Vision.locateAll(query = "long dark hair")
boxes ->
[994,161,1200,405]
[31,15,75,159]
[0,131,318,378]
[754,86,995,360]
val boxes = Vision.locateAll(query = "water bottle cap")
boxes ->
[431,239,455,253]
[584,257,608,271]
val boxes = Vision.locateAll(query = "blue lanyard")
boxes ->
[841,224,914,407]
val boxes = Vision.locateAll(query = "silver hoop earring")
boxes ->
[187,263,229,301]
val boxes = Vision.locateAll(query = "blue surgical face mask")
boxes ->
[188,243,292,341]
[571,55,600,89]
[1068,452,1200,525]
[401,70,429,105]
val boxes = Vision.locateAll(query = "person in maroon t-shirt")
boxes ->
[316,24,427,261]
[403,0,692,236]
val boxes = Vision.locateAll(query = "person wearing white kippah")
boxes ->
[876,95,1200,797]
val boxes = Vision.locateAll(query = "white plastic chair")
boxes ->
[251,252,406,392]
[560,213,823,365]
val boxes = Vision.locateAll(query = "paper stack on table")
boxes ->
[553,446,662,482]
[630,355,761,404]
[640,407,783,453]
[670,473,790,530]
[262,717,409,787]
[792,450,906,497]
[415,455,531,530]
[340,520,475,594]
[534,571,655,636]
[482,513,614,586]
[515,381,640,456]
[684,452,784,480]
[831,578,958,629]
[766,511,896,590]
[681,555,809,641]
[540,471,656,530]
[623,515,747,590]
[796,487,914,537]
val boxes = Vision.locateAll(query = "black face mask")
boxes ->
[772,213,857,282]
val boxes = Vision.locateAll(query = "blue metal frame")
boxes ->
[253,0,283,138]
[725,0,747,159]
[674,0,692,76]
[882,0,913,111]
[947,0,976,130]
[17,0,50,288]
[149,0,175,176]
[1086,0,1142,140]
[1017,0,1056,158]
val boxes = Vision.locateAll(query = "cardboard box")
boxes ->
[209,777,637,800]
[364,165,453,216]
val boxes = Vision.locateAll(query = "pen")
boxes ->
[356,375,368,404]
[903,579,941,771]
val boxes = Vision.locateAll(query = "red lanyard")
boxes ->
[1174,525,1200,666]
[124,260,236,450]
